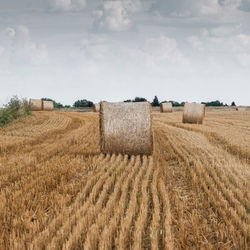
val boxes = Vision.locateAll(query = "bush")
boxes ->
[0,96,31,127]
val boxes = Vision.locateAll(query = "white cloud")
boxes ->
[5,27,16,38]
[103,1,131,31]
[210,26,237,37]
[191,30,250,68]
[1,25,49,66]
[236,53,250,66]
[93,0,145,31]
[198,0,221,15]
[122,0,142,13]
[232,34,250,66]
[238,33,250,46]
[229,33,250,52]
[187,36,203,50]
[49,0,86,12]
[74,34,189,79]
[143,35,188,65]
[152,0,221,17]
[94,1,131,31]
[218,0,241,8]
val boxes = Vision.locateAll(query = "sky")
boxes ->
[0,0,250,106]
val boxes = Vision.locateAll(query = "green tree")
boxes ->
[202,100,224,106]
[231,101,236,106]
[73,99,93,108]
[152,96,160,106]
[133,97,147,102]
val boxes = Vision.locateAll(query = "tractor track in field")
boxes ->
[156,118,250,165]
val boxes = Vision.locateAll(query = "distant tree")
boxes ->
[173,101,181,107]
[167,101,185,107]
[133,97,147,102]
[231,101,236,106]
[201,100,224,107]
[42,98,64,108]
[152,96,160,107]
[123,97,147,102]
[73,99,93,108]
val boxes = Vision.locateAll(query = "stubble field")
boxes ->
[0,110,249,249]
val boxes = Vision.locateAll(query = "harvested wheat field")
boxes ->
[0,110,249,249]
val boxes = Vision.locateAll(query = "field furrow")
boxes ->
[116,157,148,249]
[132,156,154,250]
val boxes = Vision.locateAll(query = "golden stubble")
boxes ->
[0,110,249,249]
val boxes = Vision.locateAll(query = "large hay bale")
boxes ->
[183,103,205,124]
[93,103,100,112]
[99,102,153,155]
[43,101,54,111]
[29,99,43,111]
[160,102,173,113]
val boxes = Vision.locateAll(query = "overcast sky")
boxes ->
[0,0,250,106]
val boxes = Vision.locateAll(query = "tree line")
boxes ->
[0,96,237,127]
[45,96,236,108]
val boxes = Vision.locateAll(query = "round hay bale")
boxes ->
[93,103,100,112]
[237,107,246,111]
[99,101,153,155]
[183,103,205,124]
[43,101,54,111]
[160,102,173,113]
[29,99,43,111]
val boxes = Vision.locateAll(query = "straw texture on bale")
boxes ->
[160,102,173,113]
[99,101,153,155]
[93,103,100,112]
[42,101,54,111]
[183,103,205,124]
[29,99,43,111]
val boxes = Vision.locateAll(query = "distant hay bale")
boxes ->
[93,103,100,112]
[160,102,173,113]
[99,102,153,155]
[237,107,246,111]
[29,99,43,111]
[183,103,205,124]
[42,101,54,111]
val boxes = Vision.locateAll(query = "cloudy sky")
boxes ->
[0,0,250,106]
